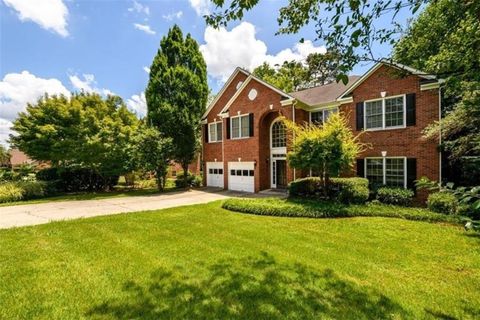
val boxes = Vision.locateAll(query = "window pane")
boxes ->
[236,170,242,176]
[272,121,286,148]
[249,170,254,176]
[366,158,384,187]
[213,169,218,174]
[240,115,250,137]
[209,169,213,174]
[310,111,323,125]
[231,170,235,175]
[385,96,404,127]
[365,100,383,129]
[218,169,223,175]
[209,123,216,142]
[231,117,240,138]
[386,158,405,187]
[242,170,248,176]
[216,123,223,141]
[323,108,338,122]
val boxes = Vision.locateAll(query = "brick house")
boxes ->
[201,61,442,196]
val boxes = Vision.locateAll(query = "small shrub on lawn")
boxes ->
[0,181,48,203]
[288,177,369,204]
[222,197,462,224]
[175,172,202,188]
[427,192,458,215]
[376,187,414,207]
[36,167,118,192]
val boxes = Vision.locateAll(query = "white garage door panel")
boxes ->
[228,162,255,193]
[206,162,224,188]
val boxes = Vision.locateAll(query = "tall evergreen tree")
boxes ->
[146,25,208,184]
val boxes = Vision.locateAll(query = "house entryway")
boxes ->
[274,159,287,189]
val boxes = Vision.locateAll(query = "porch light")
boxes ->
[269,104,273,110]
[238,157,241,162]
[214,158,217,162]
[381,151,387,157]
[381,91,387,98]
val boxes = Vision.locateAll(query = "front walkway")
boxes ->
[0,188,253,229]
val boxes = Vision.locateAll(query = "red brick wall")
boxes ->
[341,65,440,201]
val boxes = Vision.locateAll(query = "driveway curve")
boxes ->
[0,188,237,229]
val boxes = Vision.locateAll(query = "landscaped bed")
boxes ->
[222,197,465,224]
[1,201,479,319]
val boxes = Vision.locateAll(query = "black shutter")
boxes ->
[407,158,417,189]
[356,102,364,131]
[226,118,231,139]
[204,124,208,143]
[249,113,254,137]
[406,93,416,126]
[356,159,365,177]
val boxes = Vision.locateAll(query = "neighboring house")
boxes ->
[201,61,442,198]
[167,157,201,178]
[8,149,39,168]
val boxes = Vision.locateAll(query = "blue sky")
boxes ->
[0,0,416,147]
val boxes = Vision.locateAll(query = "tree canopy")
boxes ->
[10,93,139,177]
[146,25,208,182]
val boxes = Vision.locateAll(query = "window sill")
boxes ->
[208,141,222,144]
[364,125,407,132]
[230,136,251,140]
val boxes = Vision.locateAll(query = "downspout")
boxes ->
[292,101,296,181]
[438,86,442,184]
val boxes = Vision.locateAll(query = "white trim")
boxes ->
[202,67,249,119]
[420,82,443,91]
[230,114,250,140]
[338,60,439,100]
[208,120,223,143]
[270,118,287,150]
[363,94,406,131]
[364,156,407,188]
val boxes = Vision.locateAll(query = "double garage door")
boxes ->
[228,162,255,193]
[206,162,255,192]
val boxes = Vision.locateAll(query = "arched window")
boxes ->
[271,120,286,148]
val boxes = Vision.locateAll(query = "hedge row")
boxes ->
[222,197,463,224]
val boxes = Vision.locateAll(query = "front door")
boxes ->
[275,160,287,189]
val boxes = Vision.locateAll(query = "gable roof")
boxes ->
[218,70,294,115]
[338,60,440,99]
[289,76,360,107]
[201,67,249,119]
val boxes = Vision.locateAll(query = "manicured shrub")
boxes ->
[36,167,118,192]
[222,197,462,224]
[0,181,48,203]
[427,192,458,215]
[0,183,24,203]
[376,187,414,207]
[175,172,202,188]
[288,177,369,204]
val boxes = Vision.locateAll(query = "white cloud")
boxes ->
[3,0,69,37]
[128,0,149,15]
[162,10,183,21]
[143,66,150,74]
[200,22,326,82]
[0,71,70,146]
[0,71,70,121]
[126,92,147,118]
[133,23,156,35]
[189,0,211,16]
[68,73,113,96]
[0,118,14,147]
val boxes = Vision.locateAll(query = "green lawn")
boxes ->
[1,201,479,319]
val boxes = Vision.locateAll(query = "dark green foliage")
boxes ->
[427,192,458,215]
[289,177,369,204]
[0,145,10,166]
[0,168,15,182]
[376,187,414,207]
[174,171,202,188]
[146,25,208,185]
[222,198,462,224]
[0,181,48,203]
[36,167,118,192]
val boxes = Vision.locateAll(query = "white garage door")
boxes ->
[206,162,224,188]
[228,162,255,192]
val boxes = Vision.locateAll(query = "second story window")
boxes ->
[271,121,286,148]
[365,95,405,130]
[310,107,338,125]
[208,122,222,142]
[231,114,250,139]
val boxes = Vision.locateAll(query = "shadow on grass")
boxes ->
[87,252,410,319]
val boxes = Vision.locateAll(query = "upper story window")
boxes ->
[208,122,222,142]
[365,95,405,130]
[271,120,286,148]
[231,114,250,139]
[310,107,338,125]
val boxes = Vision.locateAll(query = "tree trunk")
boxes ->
[155,168,164,191]
[182,162,189,188]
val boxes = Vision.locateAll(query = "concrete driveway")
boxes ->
[0,188,246,229]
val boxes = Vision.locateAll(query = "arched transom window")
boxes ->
[271,120,286,148]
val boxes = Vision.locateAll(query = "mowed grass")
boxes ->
[1,201,479,319]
